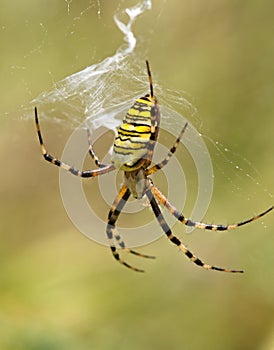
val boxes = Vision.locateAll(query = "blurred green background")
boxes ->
[0,1,273,349]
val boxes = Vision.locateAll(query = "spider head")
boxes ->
[124,169,147,199]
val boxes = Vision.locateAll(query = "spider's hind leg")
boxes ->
[34,107,115,177]
[147,122,188,175]
[87,128,109,168]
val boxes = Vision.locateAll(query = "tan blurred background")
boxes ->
[0,1,273,349]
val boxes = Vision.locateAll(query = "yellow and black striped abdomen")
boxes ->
[111,97,154,171]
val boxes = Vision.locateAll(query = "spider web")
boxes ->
[19,0,272,245]
[31,0,154,130]
[30,0,198,134]
[19,0,214,246]
[39,0,214,246]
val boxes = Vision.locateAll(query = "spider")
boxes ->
[35,61,273,273]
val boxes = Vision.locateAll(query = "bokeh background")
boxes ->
[0,1,273,349]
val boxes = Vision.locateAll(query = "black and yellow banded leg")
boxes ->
[146,60,154,98]
[150,184,274,232]
[107,184,155,272]
[35,107,115,177]
[147,122,188,175]
[144,60,160,165]
[145,103,160,165]
[145,189,243,273]
[87,128,108,168]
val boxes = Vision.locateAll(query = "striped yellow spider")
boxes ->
[35,61,273,273]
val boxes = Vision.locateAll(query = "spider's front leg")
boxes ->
[150,184,273,232]
[34,107,115,178]
[106,184,155,272]
[145,188,244,273]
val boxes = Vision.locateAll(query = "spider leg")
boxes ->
[35,107,115,177]
[107,184,155,272]
[87,128,108,168]
[145,99,160,165]
[150,183,273,231]
[145,188,243,273]
[147,122,188,175]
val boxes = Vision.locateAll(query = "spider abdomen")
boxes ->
[111,96,155,171]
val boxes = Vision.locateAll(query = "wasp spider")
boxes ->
[35,61,273,273]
